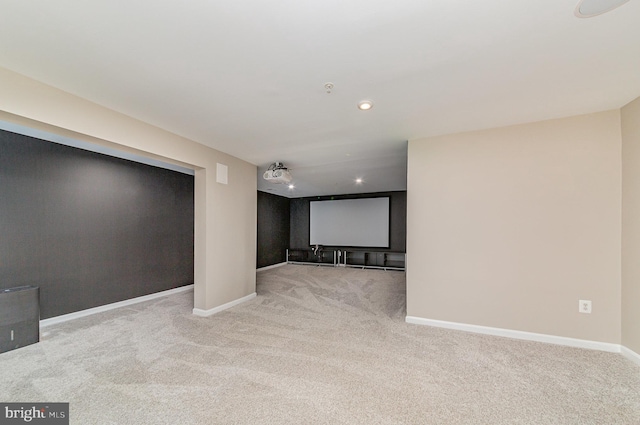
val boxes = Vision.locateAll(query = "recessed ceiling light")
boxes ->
[288,184,295,189]
[357,100,373,111]
[574,0,631,17]
[355,178,363,184]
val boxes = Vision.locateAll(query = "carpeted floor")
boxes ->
[0,264,639,424]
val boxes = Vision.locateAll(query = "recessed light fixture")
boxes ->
[355,178,363,184]
[574,0,631,17]
[357,100,373,111]
[288,184,295,189]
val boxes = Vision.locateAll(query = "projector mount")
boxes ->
[267,162,287,172]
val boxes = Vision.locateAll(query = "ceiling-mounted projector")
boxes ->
[263,162,292,184]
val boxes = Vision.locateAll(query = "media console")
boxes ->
[343,251,405,270]
[287,249,405,271]
[286,248,337,267]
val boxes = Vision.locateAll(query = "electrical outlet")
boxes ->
[579,300,592,314]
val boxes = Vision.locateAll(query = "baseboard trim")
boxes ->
[405,316,621,353]
[192,292,257,317]
[621,345,640,367]
[256,262,287,272]
[40,284,194,327]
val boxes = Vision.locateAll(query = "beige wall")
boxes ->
[622,96,640,353]
[0,67,257,312]
[407,111,622,343]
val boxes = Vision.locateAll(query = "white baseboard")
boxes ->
[40,284,194,327]
[405,316,621,353]
[192,292,256,317]
[256,262,287,272]
[621,345,640,367]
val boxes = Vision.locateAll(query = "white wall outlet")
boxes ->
[579,300,592,314]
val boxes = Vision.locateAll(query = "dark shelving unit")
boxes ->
[287,249,336,267]
[344,250,405,271]
[286,249,406,271]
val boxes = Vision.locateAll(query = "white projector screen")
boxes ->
[310,197,390,247]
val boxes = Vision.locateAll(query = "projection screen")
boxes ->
[309,197,389,247]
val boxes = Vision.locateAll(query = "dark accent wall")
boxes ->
[0,129,194,319]
[257,191,290,268]
[290,191,407,252]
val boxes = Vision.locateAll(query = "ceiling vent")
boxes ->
[263,162,292,184]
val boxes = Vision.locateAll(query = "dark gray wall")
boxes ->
[290,191,406,252]
[257,191,290,268]
[0,130,194,319]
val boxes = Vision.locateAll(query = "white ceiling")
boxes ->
[1,0,639,198]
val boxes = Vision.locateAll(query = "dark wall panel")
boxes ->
[257,191,290,268]
[289,197,310,250]
[0,130,194,319]
[290,191,407,252]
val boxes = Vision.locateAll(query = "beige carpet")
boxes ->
[0,264,638,424]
